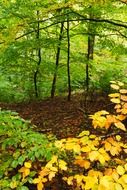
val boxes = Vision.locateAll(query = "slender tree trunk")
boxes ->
[86,34,95,92]
[34,10,41,98]
[51,22,64,98]
[67,16,71,101]
[85,9,95,92]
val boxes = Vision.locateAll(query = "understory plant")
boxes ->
[1,81,127,190]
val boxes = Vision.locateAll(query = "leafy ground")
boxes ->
[0,92,112,139]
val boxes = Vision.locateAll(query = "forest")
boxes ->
[0,0,127,189]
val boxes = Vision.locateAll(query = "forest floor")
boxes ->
[0,92,117,190]
[0,92,112,139]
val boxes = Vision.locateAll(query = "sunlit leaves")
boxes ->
[110,84,120,90]
[74,156,91,169]
[110,98,120,104]
[90,110,109,129]
[103,137,122,156]
[114,121,126,131]
[33,155,68,189]
[116,165,125,176]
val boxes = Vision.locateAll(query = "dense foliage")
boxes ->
[0,82,127,190]
[0,0,127,102]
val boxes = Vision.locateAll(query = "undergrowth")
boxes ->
[0,81,127,190]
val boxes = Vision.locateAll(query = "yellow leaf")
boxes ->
[23,168,30,179]
[89,151,99,161]
[123,103,127,108]
[114,104,121,109]
[65,176,74,185]
[49,166,58,172]
[99,148,105,154]
[73,144,81,153]
[18,167,25,173]
[81,146,91,152]
[110,98,120,104]
[99,110,109,115]
[112,170,119,181]
[110,81,116,84]
[41,178,47,183]
[116,135,121,141]
[110,146,120,156]
[116,114,126,121]
[58,160,67,171]
[114,158,125,165]
[48,171,56,181]
[118,81,124,86]
[55,140,64,149]
[105,141,111,151]
[74,174,84,184]
[111,84,120,90]
[84,176,98,189]
[116,108,122,113]
[120,89,127,94]
[24,161,32,169]
[99,176,113,189]
[98,155,105,165]
[121,174,127,183]
[104,168,113,176]
[114,183,123,190]
[37,181,44,190]
[115,122,126,131]
[89,134,96,139]
[50,155,58,164]
[33,177,41,184]
[121,108,127,114]
[116,165,125,175]
[10,180,18,189]
[121,95,127,102]
[39,168,49,177]
[75,159,90,169]
[65,143,74,150]
[108,93,120,98]
[88,170,103,178]
[78,130,90,137]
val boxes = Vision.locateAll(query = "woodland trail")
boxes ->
[0,93,111,138]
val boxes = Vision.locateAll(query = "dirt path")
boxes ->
[0,93,111,138]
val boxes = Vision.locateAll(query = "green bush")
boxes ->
[0,110,57,189]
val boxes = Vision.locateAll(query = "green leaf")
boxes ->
[11,160,19,168]
[17,186,29,190]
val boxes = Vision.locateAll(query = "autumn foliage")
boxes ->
[1,81,127,190]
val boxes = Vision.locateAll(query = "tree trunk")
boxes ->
[67,16,71,101]
[34,10,41,98]
[86,34,95,92]
[51,22,64,98]
[85,9,95,92]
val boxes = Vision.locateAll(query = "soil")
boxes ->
[0,92,112,139]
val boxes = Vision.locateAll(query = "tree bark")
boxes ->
[85,9,95,92]
[51,22,64,98]
[86,34,95,92]
[34,10,42,98]
[67,15,71,101]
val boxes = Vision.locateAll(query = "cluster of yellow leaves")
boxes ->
[56,131,111,166]
[63,165,127,190]
[90,81,127,131]
[33,155,67,190]
[90,111,126,131]
[18,161,32,180]
[102,137,123,156]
